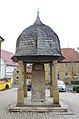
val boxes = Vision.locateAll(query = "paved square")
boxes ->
[0,87,79,119]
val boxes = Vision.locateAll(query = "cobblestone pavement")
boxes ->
[0,88,79,119]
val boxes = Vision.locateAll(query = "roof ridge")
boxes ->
[1,50,18,66]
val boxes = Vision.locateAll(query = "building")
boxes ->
[13,64,32,84]
[13,48,79,84]
[59,48,79,83]
[0,50,18,82]
[45,48,79,84]
[12,11,63,106]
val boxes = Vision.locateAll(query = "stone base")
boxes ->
[8,96,68,113]
[17,89,24,105]
[9,103,67,112]
[8,94,69,113]
[53,89,59,104]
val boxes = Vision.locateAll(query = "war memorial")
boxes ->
[10,11,66,112]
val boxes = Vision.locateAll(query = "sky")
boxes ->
[0,0,79,53]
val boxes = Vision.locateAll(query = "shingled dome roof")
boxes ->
[12,12,63,63]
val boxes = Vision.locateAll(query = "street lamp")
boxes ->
[0,36,4,55]
[0,36,4,53]
[0,36,4,78]
[0,36,4,43]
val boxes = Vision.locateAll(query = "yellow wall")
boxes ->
[44,62,79,84]
[58,63,79,83]
[13,62,79,84]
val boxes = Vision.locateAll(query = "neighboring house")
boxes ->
[45,48,79,84]
[38,48,79,84]
[13,63,50,84]
[0,50,18,81]
[58,48,79,83]
[13,64,32,84]
[13,48,79,84]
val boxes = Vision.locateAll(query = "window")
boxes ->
[64,63,68,67]
[48,72,50,78]
[57,64,60,67]
[17,71,19,73]
[57,73,60,80]
[73,72,77,78]
[65,72,68,77]
[49,63,50,67]
[16,77,18,80]
[73,63,76,67]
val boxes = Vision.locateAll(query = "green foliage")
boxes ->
[76,86,79,93]
[73,86,79,93]
[73,86,76,91]
[71,81,79,85]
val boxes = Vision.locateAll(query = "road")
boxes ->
[0,85,79,119]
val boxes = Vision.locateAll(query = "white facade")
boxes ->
[0,58,17,79]
[0,58,5,78]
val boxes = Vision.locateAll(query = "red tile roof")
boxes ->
[1,50,18,66]
[61,48,79,62]
[1,48,79,65]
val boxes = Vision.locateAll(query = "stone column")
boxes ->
[17,60,24,106]
[44,64,49,84]
[53,60,59,104]
[23,62,27,97]
[31,63,45,102]
[50,62,53,97]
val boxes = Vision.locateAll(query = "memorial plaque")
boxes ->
[32,63,44,70]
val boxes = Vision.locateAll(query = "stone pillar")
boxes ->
[17,60,24,106]
[53,60,59,104]
[44,64,49,84]
[50,62,53,97]
[31,63,45,102]
[23,62,27,97]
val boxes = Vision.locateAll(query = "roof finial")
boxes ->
[34,8,42,24]
[37,8,39,18]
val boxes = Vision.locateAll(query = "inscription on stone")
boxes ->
[32,64,44,70]
[35,65,43,70]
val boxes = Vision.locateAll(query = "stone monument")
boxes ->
[12,11,63,108]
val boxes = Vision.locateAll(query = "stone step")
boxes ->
[9,105,67,112]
